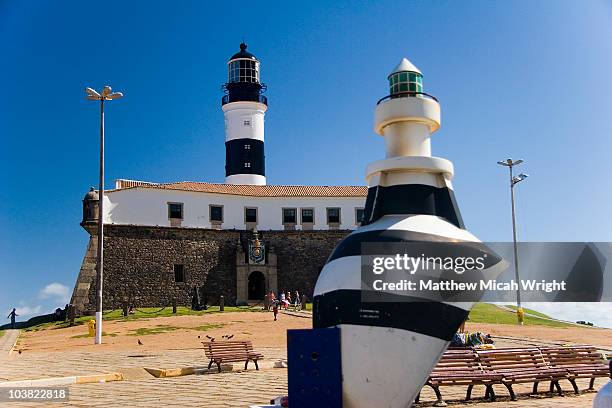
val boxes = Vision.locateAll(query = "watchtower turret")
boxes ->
[81,187,99,227]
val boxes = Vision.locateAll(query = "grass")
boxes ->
[469,303,571,328]
[190,323,224,331]
[505,305,554,319]
[99,306,257,321]
[19,306,256,333]
[128,323,225,336]
[0,330,4,338]
[128,325,183,336]
[16,303,574,335]
[71,331,118,339]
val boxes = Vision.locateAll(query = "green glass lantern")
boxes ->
[387,58,423,97]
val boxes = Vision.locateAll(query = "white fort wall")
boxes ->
[103,188,366,230]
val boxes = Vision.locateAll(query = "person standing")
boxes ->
[7,308,18,329]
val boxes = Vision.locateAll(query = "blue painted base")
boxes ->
[287,328,342,408]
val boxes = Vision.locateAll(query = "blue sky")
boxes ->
[1,1,611,324]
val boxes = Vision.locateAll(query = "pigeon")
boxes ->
[137,339,143,346]
[18,350,22,354]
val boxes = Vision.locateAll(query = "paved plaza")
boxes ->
[0,365,606,407]
[0,347,286,382]
[1,330,608,407]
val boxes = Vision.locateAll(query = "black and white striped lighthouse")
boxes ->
[312,57,504,407]
[222,43,268,185]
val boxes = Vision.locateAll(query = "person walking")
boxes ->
[272,300,279,321]
[269,291,276,311]
[7,308,18,329]
[294,290,301,310]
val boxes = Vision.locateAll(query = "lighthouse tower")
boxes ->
[312,58,503,408]
[222,43,267,185]
[364,57,463,226]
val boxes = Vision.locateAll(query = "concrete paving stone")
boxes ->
[0,343,608,407]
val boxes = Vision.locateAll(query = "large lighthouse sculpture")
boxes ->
[222,43,267,185]
[313,58,504,407]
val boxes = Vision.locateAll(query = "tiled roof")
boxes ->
[113,179,367,198]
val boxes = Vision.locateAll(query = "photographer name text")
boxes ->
[372,279,566,293]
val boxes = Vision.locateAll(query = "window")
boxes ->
[283,208,297,224]
[243,120,251,126]
[388,71,423,95]
[228,59,260,83]
[244,162,251,168]
[244,143,251,150]
[210,205,223,222]
[355,208,365,225]
[245,207,257,223]
[174,264,185,283]
[301,208,314,224]
[168,203,183,219]
[327,207,341,224]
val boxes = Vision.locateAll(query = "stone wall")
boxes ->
[72,225,349,314]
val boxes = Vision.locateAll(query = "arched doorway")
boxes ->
[248,271,266,300]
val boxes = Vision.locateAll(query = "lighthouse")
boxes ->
[312,58,504,407]
[222,43,267,185]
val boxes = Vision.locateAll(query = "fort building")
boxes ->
[70,44,367,315]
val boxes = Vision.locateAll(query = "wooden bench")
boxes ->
[476,348,570,400]
[417,349,503,406]
[202,340,264,373]
[540,345,609,392]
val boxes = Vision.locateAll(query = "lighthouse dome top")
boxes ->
[386,57,424,97]
[229,43,258,61]
[389,57,421,76]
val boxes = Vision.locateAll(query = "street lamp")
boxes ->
[85,86,123,344]
[497,158,529,325]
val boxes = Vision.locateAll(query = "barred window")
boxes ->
[301,208,314,224]
[168,203,183,219]
[283,208,297,224]
[245,207,257,223]
[355,208,365,225]
[327,207,341,224]
[210,205,223,222]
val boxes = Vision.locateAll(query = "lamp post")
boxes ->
[497,158,528,325]
[85,86,123,344]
